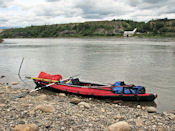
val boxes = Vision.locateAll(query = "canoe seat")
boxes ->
[72,78,80,85]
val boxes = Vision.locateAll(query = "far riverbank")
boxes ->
[0,19,175,38]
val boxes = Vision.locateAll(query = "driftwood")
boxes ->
[18,57,24,81]
[17,57,30,86]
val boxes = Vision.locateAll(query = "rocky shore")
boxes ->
[0,83,175,131]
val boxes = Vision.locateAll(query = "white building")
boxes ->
[123,28,137,37]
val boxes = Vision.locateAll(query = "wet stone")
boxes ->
[11,82,19,85]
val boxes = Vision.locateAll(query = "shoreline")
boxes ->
[2,36,175,41]
[2,35,175,39]
[0,83,175,130]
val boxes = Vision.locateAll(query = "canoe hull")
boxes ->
[34,81,157,101]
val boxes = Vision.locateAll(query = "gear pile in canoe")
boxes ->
[30,72,157,101]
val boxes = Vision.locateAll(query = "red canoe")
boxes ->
[32,72,157,101]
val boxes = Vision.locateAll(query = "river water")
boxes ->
[0,38,175,112]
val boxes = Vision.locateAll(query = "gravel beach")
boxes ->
[0,83,175,131]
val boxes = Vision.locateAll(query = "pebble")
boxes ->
[70,98,81,104]
[88,123,93,127]
[137,105,141,109]
[135,118,144,126]
[142,106,145,110]
[78,102,90,109]
[115,104,118,107]
[114,114,121,120]
[113,100,123,104]
[14,124,38,131]
[168,114,175,120]
[146,106,157,113]
[35,104,55,113]
[101,108,105,113]
[58,93,66,97]
[20,104,31,108]
[0,104,6,107]
[108,121,131,131]
[61,127,65,130]
[11,82,19,85]
[158,127,165,131]
[37,94,48,101]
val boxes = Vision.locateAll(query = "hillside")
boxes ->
[0,39,3,43]
[0,19,175,38]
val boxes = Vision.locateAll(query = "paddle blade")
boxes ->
[13,92,29,99]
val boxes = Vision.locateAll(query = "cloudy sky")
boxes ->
[0,0,175,27]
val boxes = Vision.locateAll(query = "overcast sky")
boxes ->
[0,0,175,27]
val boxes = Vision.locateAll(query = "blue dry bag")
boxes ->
[113,81,145,94]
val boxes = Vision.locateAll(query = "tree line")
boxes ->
[0,18,175,38]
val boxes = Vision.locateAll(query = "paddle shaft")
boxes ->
[87,87,112,91]
[13,82,56,99]
[13,74,80,99]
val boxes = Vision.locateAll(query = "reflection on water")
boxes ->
[0,38,175,112]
